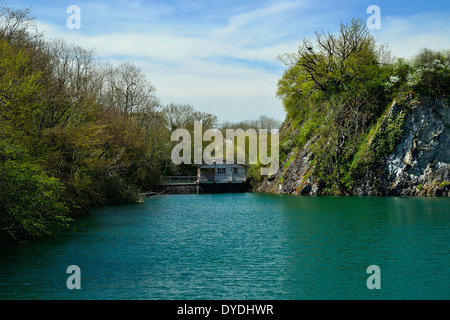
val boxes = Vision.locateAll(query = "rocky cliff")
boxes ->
[255,97,450,197]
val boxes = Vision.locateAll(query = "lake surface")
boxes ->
[0,193,449,299]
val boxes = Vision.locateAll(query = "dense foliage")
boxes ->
[275,18,449,195]
[0,6,219,240]
[2,6,447,239]
[0,6,281,241]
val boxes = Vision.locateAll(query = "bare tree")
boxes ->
[0,5,36,45]
[278,18,390,97]
[37,39,100,128]
[163,103,218,131]
[101,62,158,117]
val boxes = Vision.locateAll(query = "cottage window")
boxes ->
[233,167,238,174]
[217,168,226,174]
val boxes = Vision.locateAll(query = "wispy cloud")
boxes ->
[33,1,314,122]
[374,12,450,59]
[14,0,450,122]
[215,1,304,37]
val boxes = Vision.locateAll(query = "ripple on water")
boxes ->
[0,194,449,299]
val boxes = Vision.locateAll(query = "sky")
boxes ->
[5,0,450,123]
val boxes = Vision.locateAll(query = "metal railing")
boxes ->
[160,176,197,185]
[161,174,247,185]
[198,173,246,183]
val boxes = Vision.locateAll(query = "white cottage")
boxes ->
[197,162,247,183]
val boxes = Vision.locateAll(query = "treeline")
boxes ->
[274,18,449,195]
[0,6,280,241]
[0,6,171,240]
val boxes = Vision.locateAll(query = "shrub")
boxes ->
[407,48,450,98]
[0,160,70,240]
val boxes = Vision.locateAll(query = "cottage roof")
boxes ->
[196,162,247,169]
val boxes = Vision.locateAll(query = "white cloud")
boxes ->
[34,4,297,123]
[374,12,450,59]
[134,58,284,122]
[215,0,305,36]
[34,3,449,123]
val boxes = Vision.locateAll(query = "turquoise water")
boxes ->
[0,193,449,299]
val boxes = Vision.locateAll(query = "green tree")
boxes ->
[0,159,70,240]
[0,40,41,142]
[276,18,393,194]
[277,18,391,116]
[407,48,450,98]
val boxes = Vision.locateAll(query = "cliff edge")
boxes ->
[255,97,450,197]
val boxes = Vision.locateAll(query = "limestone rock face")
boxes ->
[256,98,450,197]
[373,98,450,196]
[255,135,317,196]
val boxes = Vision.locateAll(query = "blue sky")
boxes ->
[5,0,450,122]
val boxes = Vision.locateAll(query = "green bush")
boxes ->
[0,160,70,240]
[407,48,450,98]
[95,174,140,205]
